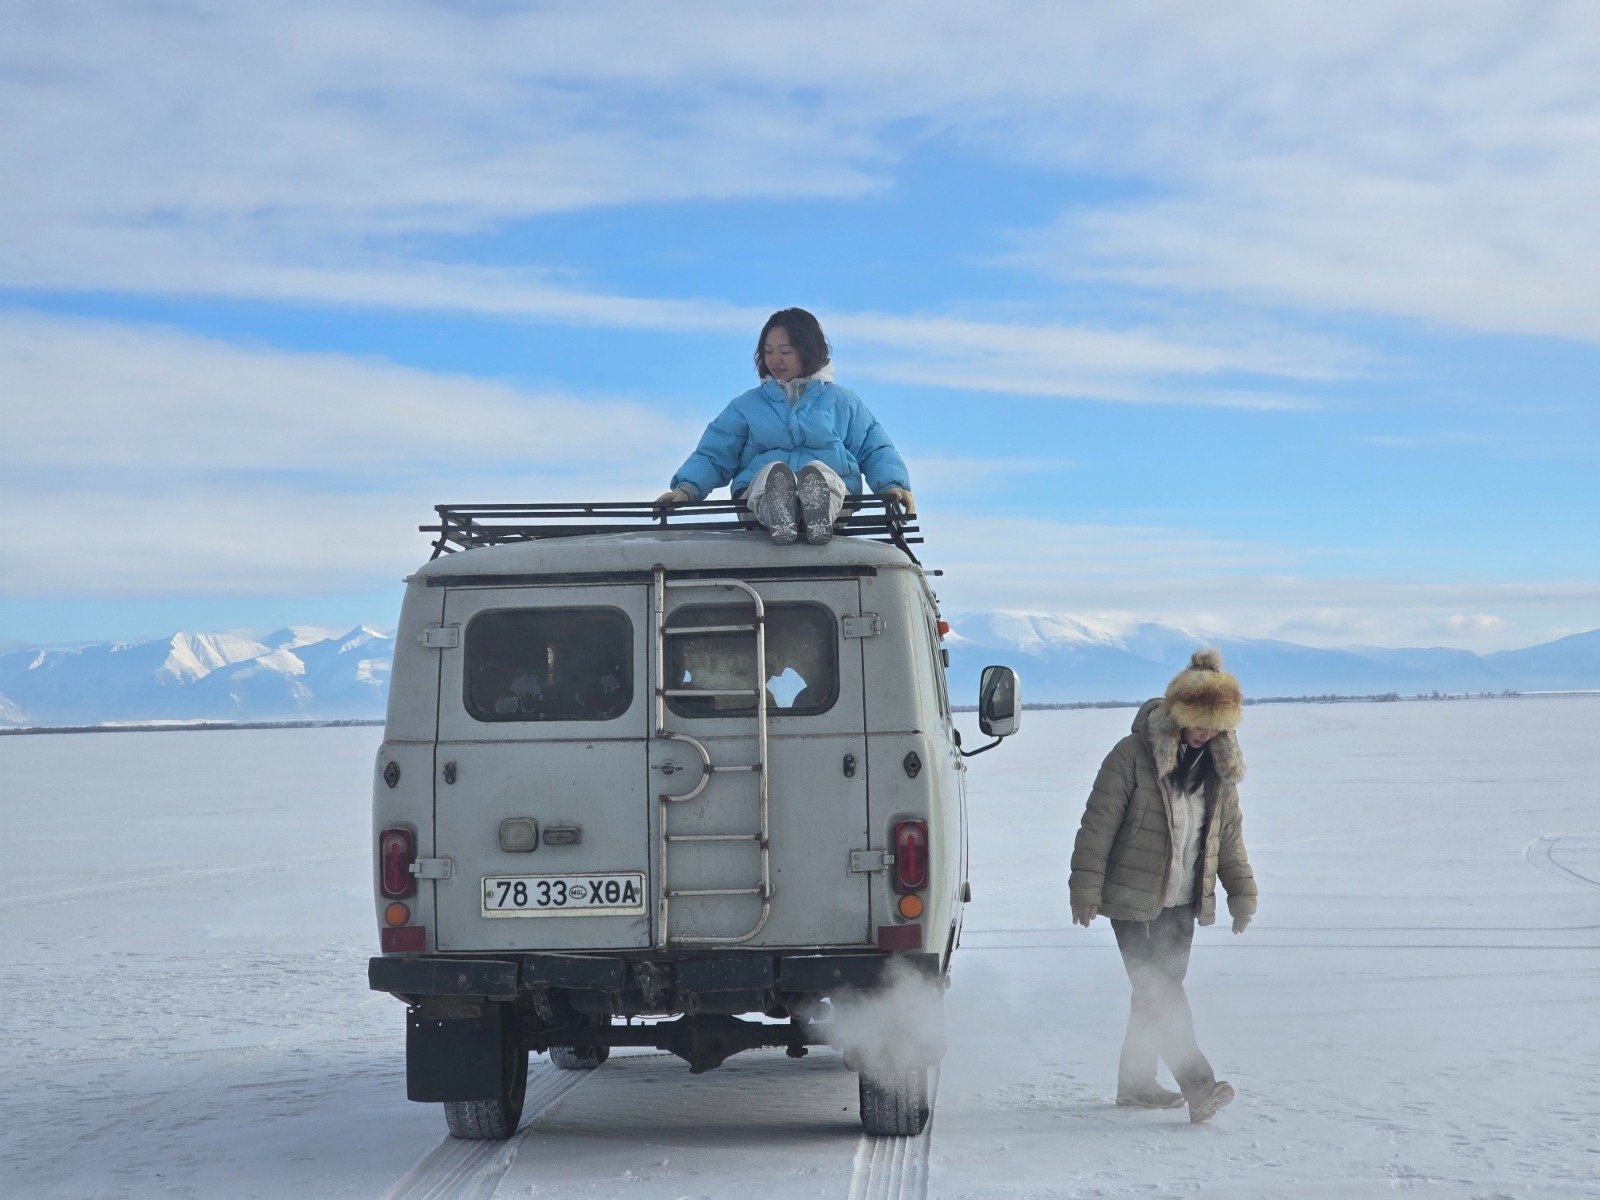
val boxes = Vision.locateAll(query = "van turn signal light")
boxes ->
[897,894,924,920]
[384,902,410,927]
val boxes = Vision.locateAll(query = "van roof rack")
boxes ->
[423,499,922,561]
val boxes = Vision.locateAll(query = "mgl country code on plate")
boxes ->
[481,872,646,917]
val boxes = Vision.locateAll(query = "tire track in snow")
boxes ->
[1525,833,1600,891]
[847,1067,938,1200]
[36,993,393,1199]
[0,854,336,909]
[379,1060,597,1200]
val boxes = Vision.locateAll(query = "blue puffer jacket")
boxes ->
[670,375,911,500]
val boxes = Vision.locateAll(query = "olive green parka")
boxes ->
[1068,698,1258,926]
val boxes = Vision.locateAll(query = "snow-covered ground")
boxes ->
[2,699,1597,1198]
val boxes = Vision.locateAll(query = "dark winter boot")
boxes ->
[1116,1083,1186,1109]
[796,462,835,544]
[1187,1080,1235,1124]
[757,463,799,545]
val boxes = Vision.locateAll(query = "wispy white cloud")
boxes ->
[10,2,1599,344]
[1430,613,1509,638]
[4,313,1590,647]
[4,313,1118,595]
[0,242,1348,404]
[925,513,1600,650]
[1364,432,1487,449]
[0,311,694,473]
[0,312,695,594]
[1363,429,1600,459]
[988,5,1600,339]
[840,311,1342,405]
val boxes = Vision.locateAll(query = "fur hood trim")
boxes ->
[775,361,834,402]
[1132,696,1245,785]
[1163,646,1243,731]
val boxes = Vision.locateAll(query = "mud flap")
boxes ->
[407,1000,517,1102]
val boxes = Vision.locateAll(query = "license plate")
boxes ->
[481,872,646,917]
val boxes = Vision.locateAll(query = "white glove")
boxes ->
[654,486,695,508]
[1232,913,1252,935]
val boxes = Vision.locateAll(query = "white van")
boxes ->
[368,500,1020,1139]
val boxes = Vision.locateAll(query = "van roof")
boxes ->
[412,526,921,581]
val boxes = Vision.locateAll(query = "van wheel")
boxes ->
[443,1044,529,1140]
[550,1043,609,1070]
[859,1068,929,1136]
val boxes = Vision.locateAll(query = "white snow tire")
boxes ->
[859,1067,930,1137]
[443,1047,529,1140]
[550,1043,609,1070]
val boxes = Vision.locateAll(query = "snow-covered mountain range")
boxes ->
[2,616,1596,727]
[0,626,392,727]
[943,613,1600,704]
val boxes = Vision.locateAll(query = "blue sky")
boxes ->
[3,1,1597,651]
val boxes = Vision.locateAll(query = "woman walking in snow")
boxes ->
[1069,647,1258,1123]
[654,308,914,544]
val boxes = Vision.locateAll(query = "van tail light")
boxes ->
[892,820,929,893]
[381,926,426,953]
[379,828,416,899]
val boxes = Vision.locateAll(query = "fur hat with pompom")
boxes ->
[1163,647,1243,731]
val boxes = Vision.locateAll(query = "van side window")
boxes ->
[666,603,838,717]
[464,608,632,722]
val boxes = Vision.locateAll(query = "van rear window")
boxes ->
[666,603,837,717]
[464,608,632,722]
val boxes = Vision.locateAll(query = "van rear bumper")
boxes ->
[368,950,940,1000]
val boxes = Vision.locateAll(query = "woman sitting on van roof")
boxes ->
[654,308,915,545]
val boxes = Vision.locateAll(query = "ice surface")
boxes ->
[1,699,1597,1198]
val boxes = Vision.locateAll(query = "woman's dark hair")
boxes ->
[1170,743,1214,795]
[754,308,831,378]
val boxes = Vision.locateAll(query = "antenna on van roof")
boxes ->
[422,498,922,562]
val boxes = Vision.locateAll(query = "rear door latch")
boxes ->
[409,857,455,880]
[418,625,460,649]
[849,849,894,873]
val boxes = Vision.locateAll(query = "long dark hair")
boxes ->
[754,308,831,378]
[1170,743,1214,794]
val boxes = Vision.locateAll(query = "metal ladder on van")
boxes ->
[651,566,772,948]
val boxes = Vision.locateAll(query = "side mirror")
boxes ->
[977,665,1021,738]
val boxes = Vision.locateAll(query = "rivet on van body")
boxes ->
[383,761,400,789]
[903,751,921,779]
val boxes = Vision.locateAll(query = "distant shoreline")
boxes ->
[955,689,1600,713]
[0,718,385,737]
[7,691,1596,735]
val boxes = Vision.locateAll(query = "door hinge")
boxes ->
[850,849,894,873]
[418,624,460,649]
[842,614,883,639]
[409,857,455,880]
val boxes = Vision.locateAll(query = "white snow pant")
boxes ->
[1110,903,1217,1103]
[743,461,847,527]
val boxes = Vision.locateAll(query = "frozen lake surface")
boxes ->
[2,698,1597,1198]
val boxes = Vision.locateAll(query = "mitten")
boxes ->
[881,486,916,515]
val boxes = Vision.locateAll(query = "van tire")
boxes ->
[859,1067,929,1136]
[442,1045,529,1140]
[550,1044,609,1070]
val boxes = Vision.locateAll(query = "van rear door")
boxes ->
[658,577,870,948]
[432,584,652,953]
